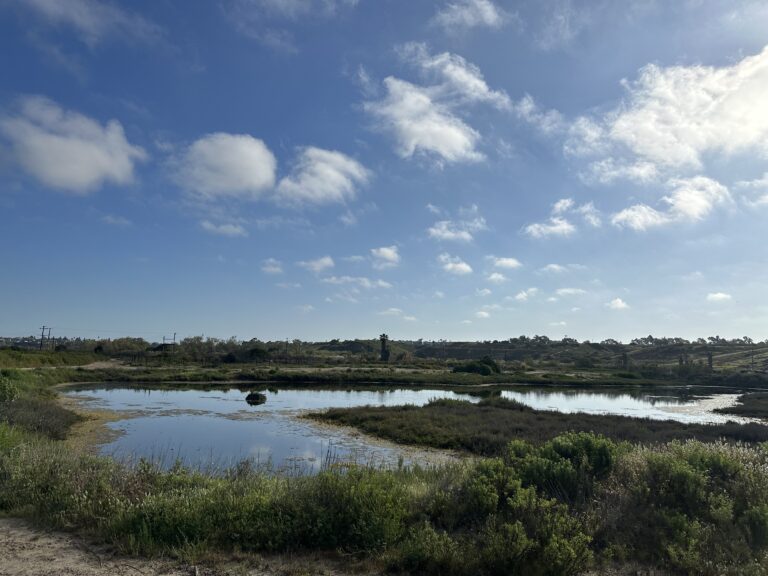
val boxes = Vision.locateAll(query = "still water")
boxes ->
[65,385,750,472]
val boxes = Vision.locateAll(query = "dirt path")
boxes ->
[0,518,372,576]
[0,518,188,576]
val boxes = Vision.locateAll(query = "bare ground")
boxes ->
[0,518,374,576]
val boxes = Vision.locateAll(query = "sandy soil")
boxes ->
[0,518,190,576]
[0,518,370,576]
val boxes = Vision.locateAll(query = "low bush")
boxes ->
[597,440,768,574]
[0,397,82,440]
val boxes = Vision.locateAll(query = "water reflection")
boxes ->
[66,385,747,471]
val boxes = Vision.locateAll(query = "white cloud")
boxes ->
[556,287,586,296]
[476,288,492,297]
[611,177,732,231]
[524,217,576,239]
[570,45,768,183]
[371,245,400,269]
[611,204,668,231]
[364,45,509,165]
[200,221,248,237]
[428,204,487,242]
[398,43,511,110]
[175,133,276,201]
[736,172,768,207]
[438,253,473,275]
[491,256,522,269]
[665,176,732,221]
[475,310,490,319]
[487,272,507,284]
[707,292,732,302]
[276,147,370,206]
[540,263,566,273]
[322,276,392,289]
[432,0,510,32]
[298,256,334,273]
[365,77,483,165]
[513,94,565,135]
[17,0,165,47]
[514,287,538,302]
[261,258,283,274]
[523,196,599,238]
[296,304,315,313]
[0,96,146,194]
[606,297,629,310]
[552,198,575,214]
[428,217,487,242]
[576,201,602,227]
[428,221,473,242]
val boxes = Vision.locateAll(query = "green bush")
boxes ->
[0,377,19,402]
[452,356,501,376]
[598,441,768,574]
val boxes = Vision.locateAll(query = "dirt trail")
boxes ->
[0,518,188,576]
[0,518,358,576]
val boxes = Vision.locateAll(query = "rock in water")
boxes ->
[245,391,267,406]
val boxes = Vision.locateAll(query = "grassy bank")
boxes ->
[2,420,768,575]
[311,397,768,456]
[716,392,768,419]
[4,370,768,574]
[0,349,98,368]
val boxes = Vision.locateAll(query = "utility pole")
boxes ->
[39,325,47,350]
[46,327,52,351]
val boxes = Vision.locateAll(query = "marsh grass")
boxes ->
[314,397,768,456]
[716,392,768,419]
[3,370,768,574]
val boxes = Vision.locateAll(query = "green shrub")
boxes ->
[598,441,768,574]
[0,397,82,440]
[0,377,19,403]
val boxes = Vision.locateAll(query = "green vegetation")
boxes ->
[716,392,768,419]
[0,348,98,368]
[4,352,768,573]
[313,397,768,456]
[452,356,501,376]
[2,416,768,574]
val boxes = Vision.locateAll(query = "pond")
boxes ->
[65,385,752,472]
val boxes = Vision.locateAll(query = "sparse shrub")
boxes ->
[0,377,19,403]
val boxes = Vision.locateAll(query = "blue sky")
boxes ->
[2,0,768,342]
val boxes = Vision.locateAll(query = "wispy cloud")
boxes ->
[200,220,248,237]
[16,0,166,47]
[261,258,283,274]
[438,253,473,275]
[222,0,359,52]
[322,276,392,289]
[612,177,732,231]
[364,43,510,166]
[432,0,513,33]
[371,245,401,269]
[297,256,334,273]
